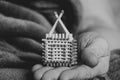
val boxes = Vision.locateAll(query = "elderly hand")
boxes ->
[0,1,110,80]
[0,1,53,55]
[32,32,110,80]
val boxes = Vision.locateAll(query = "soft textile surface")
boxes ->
[108,50,120,80]
[0,0,118,80]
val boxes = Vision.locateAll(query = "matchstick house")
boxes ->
[42,11,77,67]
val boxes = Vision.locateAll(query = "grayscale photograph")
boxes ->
[0,0,120,80]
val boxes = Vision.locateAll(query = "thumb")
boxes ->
[81,48,99,67]
[78,32,109,67]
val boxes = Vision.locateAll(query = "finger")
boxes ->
[32,64,43,72]
[33,67,53,80]
[59,56,110,80]
[81,37,109,67]
[81,49,99,67]
[0,1,52,29]
[78,32,109,67]
[0,14,50,41]
[42,67,70,80]
[5,37,43,54]
[0,39,43,62]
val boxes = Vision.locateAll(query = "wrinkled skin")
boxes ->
[32,32,110,80]
[1,0,120,80]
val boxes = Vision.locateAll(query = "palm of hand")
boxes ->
[33,32,110,80]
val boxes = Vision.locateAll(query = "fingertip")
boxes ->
[81,49,99,67]
[34,70,42,80]
[34,67,53,80]
[32,64,43,72]
[42,67,69,80]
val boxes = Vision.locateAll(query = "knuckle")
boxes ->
[78,32,100,50]
[94,38,109,57]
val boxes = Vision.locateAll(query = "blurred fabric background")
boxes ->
[110,0,120,27]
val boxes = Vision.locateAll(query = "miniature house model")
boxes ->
[42,11,77,67]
